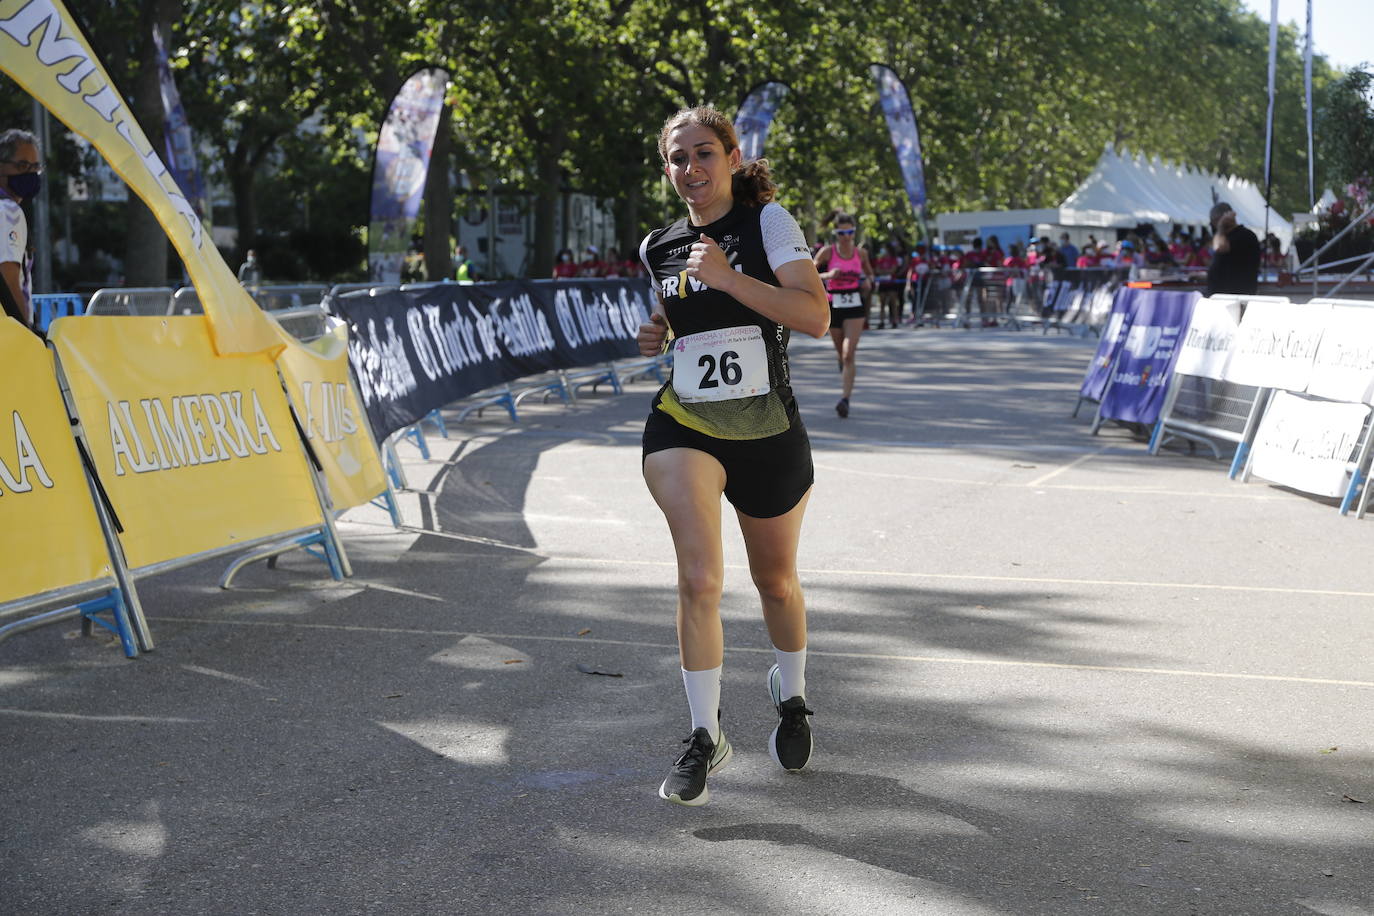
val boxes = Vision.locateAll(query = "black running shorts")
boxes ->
[829,305,866,328]
[642,410,814,519]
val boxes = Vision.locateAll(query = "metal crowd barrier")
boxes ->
[83,283,333,319]
[169,286,201,314]
[1150,376,1265,465]
[85,286,174,316]
[955,267,1022,329]
[272,304,333,343]
[31,293,85,331]
[254,284,328,311]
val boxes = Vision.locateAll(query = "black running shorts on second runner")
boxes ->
[643,410,814,519]
[829,305,866,328]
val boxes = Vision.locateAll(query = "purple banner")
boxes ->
[734,81,789,161]
[152,24,206,219]
[1098,289,1200,425]
[1079,288,1136,402]
[368,67,450,283]
[870,64,928,219]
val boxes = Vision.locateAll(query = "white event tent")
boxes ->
[936,145,1292,251]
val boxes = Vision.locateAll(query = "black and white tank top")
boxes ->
[639,201,811,440]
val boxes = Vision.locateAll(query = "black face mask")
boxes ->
[6,172,41,201]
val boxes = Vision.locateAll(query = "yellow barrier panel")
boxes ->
[0,318,110,603]
[272,320,387,511]
[0,0,279,357]
[47,316,322,569]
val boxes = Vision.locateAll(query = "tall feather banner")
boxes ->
[870,63,929,231]
[733,81,789,161]
[368,67,449,284]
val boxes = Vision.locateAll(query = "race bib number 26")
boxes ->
[672,325,771,403]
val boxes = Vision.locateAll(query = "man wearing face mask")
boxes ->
[0,129,42,329]
[1204,201,1260,296]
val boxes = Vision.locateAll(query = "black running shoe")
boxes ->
[835,397,849,418]
[658,725,732,806]
[767,663,814,771]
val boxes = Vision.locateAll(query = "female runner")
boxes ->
[636,106,829,806]
[814,213,874,418]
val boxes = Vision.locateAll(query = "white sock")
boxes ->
[773,646,807,701]
[681,666,722,742]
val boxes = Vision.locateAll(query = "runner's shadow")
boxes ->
[693,770,999,883]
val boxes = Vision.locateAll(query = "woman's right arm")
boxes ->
[637,296,671,356]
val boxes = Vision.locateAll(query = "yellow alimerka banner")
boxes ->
[272,319,387,511]
[0,0,279,357]
[0,317,111,603]
[48,316,323,570]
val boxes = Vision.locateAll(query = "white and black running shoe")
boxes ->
[658,724,732,806]
[767,663,814,771]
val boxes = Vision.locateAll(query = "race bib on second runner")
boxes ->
[671,325,771,403]
[832,291,861,308]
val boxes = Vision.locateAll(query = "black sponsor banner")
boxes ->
[330,278,653,441]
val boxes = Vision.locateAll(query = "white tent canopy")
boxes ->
[936,145,1292,252]
[1060,145,1291,251]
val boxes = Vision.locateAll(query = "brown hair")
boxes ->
[657,106,777,207]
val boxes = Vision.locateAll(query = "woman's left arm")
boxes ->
[687,233,830,338]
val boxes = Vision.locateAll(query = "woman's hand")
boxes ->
[637,310,668,357]
[686,234,736,293]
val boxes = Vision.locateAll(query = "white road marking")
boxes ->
[180,664,263,688]
[0,708,200,723]
[811,461,1277,500]
[146,617,1374,690]
[1025,446,1109,487]
[559,554,1374,599]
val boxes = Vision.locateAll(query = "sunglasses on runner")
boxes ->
[835,228,855,235]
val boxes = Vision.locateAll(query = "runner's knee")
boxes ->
[751,569,799,605]
[678,563,724,605]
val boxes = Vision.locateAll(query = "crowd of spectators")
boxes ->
[552,244,646,279]
[865,227,1284,285]
[800,220,1284,327]
[541,220,1285,318]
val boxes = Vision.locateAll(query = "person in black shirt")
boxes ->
[1204,202,1260,295]
[636,106,829,806]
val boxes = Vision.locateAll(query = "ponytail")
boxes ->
[731,158,777,208]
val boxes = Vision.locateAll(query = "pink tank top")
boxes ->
[826,247,863,293]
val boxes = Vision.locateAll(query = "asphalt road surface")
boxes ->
[4,327,1372,915]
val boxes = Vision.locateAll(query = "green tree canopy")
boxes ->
[6,0,1361,283]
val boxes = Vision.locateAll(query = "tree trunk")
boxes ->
[124,8,169,287]
[801,185,818,248]
[531,122,566,279]
[618,179,641,259]
[424,104,453,281]
[231,165,258,267]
